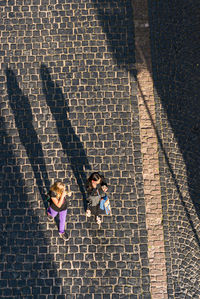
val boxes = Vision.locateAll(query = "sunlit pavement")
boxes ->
[0,1,200,298]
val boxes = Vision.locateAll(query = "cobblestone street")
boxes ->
[0,0,200,298]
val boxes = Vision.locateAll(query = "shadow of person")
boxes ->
[0,114,64,296]
[92,0,135,68]
[6,68,50,209]
[40,64,91,211]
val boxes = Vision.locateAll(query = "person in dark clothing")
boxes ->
[47,181,71,241]
[86,172,108,225]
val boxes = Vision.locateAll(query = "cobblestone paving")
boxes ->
[0,1,151,298]
[149,1,200,298]
[132,0,168,297]
[1,0,200,298]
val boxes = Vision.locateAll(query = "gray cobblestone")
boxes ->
[0,0,151,298]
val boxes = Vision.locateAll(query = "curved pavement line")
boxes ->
[131,0,168,298]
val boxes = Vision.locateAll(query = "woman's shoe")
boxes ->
[96,216,101,225]
[47,213,54,221]
[59,232,69,241]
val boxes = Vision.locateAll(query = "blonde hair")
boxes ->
[50,181,65,199]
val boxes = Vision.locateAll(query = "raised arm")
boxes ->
[100,175,108,193]
[51,190,67,208]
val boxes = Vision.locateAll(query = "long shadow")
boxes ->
[6,69,50,208]
[92,0,135,68]
[148,1,200,220]
[0,115,63,298]
[40,64,91,211]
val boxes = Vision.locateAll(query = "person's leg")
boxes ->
[94,204,101,224]
[89,206,96,217]
[86,206,92,217]
[58,209,67,234]
[47,206,58,218]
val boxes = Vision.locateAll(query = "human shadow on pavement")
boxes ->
[0,114,63,298]
[92,0,136,75]
[92,0,135,68]
[40,64,91,211]
[148,1,200,222]
[6,68,50,209]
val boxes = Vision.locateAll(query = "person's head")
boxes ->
[87,172,102,190]
[50,181,65,198]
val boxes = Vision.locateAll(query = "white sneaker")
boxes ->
[96,216,101,225]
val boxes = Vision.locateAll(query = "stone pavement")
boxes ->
[0,0,200,298]
[133,1,167,298]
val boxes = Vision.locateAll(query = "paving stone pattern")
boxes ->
[0,1,151,298]
[149,1,200,298]
[132,0,168,296]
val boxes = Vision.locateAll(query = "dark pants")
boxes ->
[89,204,101,219]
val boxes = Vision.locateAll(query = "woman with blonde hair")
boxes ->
[47,181,71,241]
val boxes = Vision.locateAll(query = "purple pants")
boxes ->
[47,206,67,234]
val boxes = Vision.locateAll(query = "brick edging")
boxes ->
[131,0,168,298]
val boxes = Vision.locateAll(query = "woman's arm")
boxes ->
[51,191,67,208]
[101,185,108,192]
[101,175,108,192]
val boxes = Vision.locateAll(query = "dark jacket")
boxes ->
[49,190,68,212]
[87,177,108,207]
